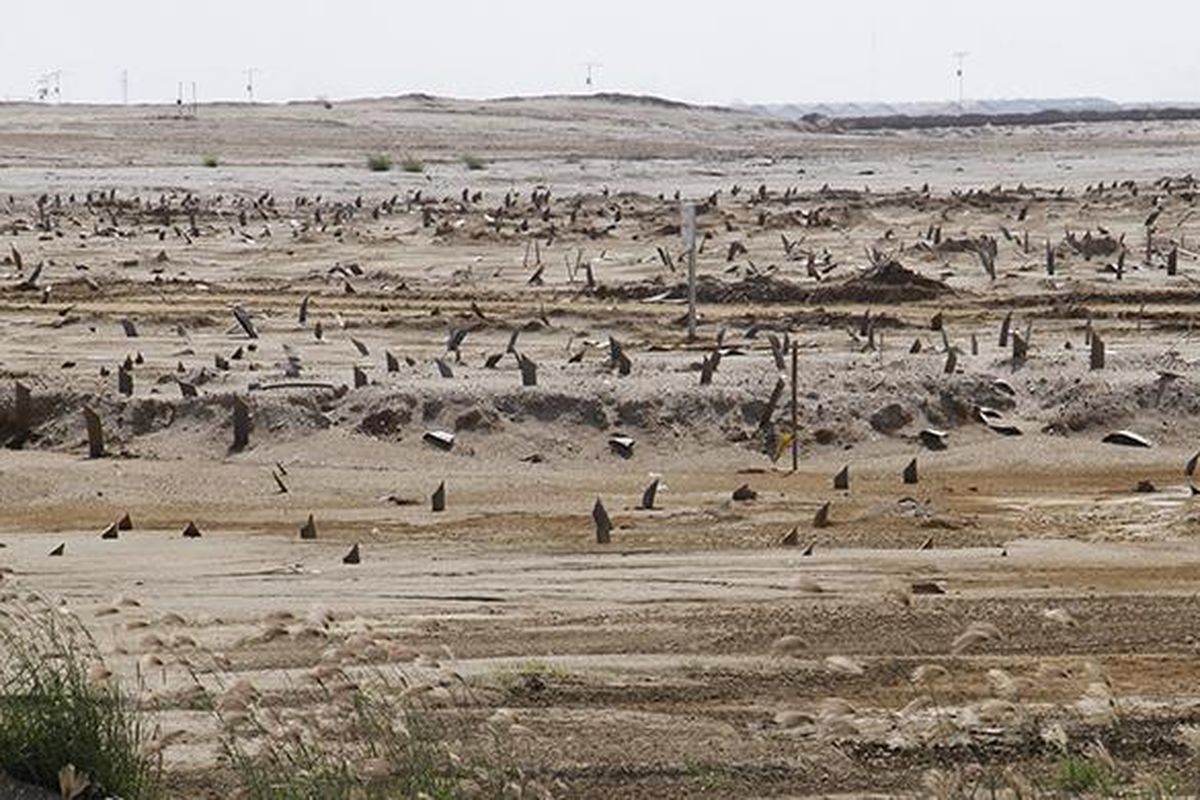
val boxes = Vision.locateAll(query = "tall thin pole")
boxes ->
[790,341,799,472]
[682,203,697,342]
[952,51,968,111]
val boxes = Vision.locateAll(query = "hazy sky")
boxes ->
[3,1,1198,106]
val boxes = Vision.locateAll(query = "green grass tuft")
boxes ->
[1053,756,1115,795]
[399,155,425,174]
[0,601,161,799]
[462,154,487,171]
[366,153,393,172]
[201,154,219,168]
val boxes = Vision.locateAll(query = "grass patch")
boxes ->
[201,154,219,168]
[399,155,425,174]
[365,153,393,172]
[462,154,487,171]
[686,761,735,793]
[0,600,161,799]
[1053,756,1115,795]
[217,668,540,799]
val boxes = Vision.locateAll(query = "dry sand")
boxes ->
[2,95,1200,797]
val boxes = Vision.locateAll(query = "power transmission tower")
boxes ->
[952,51,969,111]
[36,71,61,103]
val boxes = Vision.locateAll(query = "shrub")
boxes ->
[366,153,393,172]
[462,154,487,171]
[1054,756,1114,795]
[202,155,219,168]
[399,155,425,174]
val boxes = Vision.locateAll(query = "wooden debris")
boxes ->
[903,458,918,484]
[342,543,360,564]
[233,306,258,339]
[918,428,948,451]
[182,521,202,538]
[48,542,65,557]
[608,435,635,459]
[833,466,849,491]
[82,406,105,458]
[813,501,830,528]
[231,396,250,451]
[100,523,118,540]
[517,353,538,386]
[118,366,133,397]
[1090,331,1105,370]
[1102,430,1152,448]
[299,514,317,540]
[640,478,659,510]
[12,381,30,439]
[423,430,455,451]
[593,498,612,544]
[732,484,757,501]
[116,512,133,531]
[431,481,446,512]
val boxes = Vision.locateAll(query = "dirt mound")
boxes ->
[815,260,952,303]
[597,262,950,306]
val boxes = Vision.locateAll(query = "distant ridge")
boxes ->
[743,97,1126,119]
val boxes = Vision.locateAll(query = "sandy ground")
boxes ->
[3,95,1200,797]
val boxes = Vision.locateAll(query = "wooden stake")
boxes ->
[82,406,104,458]
[790,341,799,473]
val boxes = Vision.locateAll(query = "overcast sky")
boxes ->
[2,1,1197,106]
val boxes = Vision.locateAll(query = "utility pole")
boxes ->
[120,70,128,105]
[245,67,259,102]
[584,62,602,89]
[952,51,969,112]
[682,203,697,341]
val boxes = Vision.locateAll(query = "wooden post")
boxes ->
[82,406,104,459]
[682,203,697,342]
[790,341,799,472]
[232,396,250,451]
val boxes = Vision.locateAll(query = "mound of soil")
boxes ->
[815,260,952,303]
[597,260,950,306]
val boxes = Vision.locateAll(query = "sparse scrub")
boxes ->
[400,155,425,174]
[365,153,393,172]
[462,154,487,171]
[215,666,546,799]
[494,660,574,698]
[1053,755,1115,795]
[0,600,161,799]
[201,154,219,168]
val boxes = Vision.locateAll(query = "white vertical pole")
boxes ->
[682,203,697,342]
